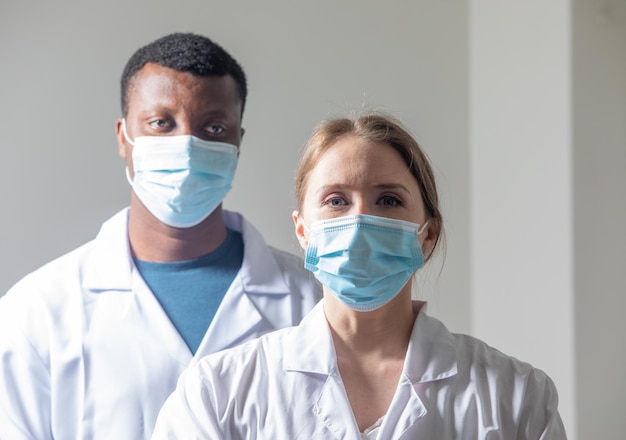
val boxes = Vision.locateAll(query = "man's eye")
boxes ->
[207,125,225,134]
[149,119,169,129]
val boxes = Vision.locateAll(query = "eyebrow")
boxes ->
[373,183,412,193]
[314,183,412,196]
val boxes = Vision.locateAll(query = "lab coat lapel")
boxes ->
[314,370,362,440]
[197,211,293,356]
[197,275,266,355]
[376,375,427,439]
[284,303,362,440]
[82,208,194,366]
[378,303,458,438]
[132,269,194,365]
[82,209,133,293]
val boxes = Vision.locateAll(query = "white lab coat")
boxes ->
[153,301,567,440]
[0,208,322,440]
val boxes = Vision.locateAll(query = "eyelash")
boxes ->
[379,195,403,207]
[320,195,404,208]
[150,119,170,129]
[206,124,225,134]
[146,120,227,135]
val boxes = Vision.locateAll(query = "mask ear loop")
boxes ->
[122,118,135,186]
[295,212,312,237]
[417,220,436,262]
[302,219,311,234]
[125,167,134,187]
[121,118,135,145]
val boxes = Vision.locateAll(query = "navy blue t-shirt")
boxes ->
[134,228,244,354]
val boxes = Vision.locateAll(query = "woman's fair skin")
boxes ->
[293,134,438,431]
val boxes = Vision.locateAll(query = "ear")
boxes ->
[421,220,440,261]
[236,127,245,158]
[292,210,308,251]
[115,118,128,159]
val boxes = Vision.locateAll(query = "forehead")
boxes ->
[126,63,242,116]
[306,135,419,193]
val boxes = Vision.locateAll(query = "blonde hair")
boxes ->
[294,112,444,259]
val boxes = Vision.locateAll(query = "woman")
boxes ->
[152,113,566,439]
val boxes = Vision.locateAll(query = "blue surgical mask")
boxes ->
[122,119,238,228]
[304,214,428,312]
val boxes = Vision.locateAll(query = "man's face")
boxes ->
[116,62,244,178]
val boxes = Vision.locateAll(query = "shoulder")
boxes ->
[227,210,321,297]
[268,246,306,273]
[154,326,297,438]
[0,209,129,332]
[452,332,547,384]
[187,327,293,401]
[450,332,562,425]
[2,239,94,306]
[0,239,96,374]
[269,246,322,303]
[415,311,565,435]
[457,333,565,435]
[198,326,292,372]
[414,309,560,415]
[3,209,129,300]
[454,333,530,369]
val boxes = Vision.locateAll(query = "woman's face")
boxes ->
[294,135,435,251]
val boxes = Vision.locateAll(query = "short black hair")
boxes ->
[120,32,247,117]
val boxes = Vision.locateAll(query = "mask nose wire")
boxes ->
[300,213,428,236]
[121,118,135,145]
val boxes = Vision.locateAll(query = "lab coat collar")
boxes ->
[196,211,298,355]
[223,210,291,296]
[403,303,458,384]
[82,208,133,292]
[82,208,299,360]
[283,301,336,374]
[219,210,294,334]
[283,300,458,384]
[284,300,458,439]
[81,209,292,298]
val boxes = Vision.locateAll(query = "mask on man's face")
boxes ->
[122,119,239,228]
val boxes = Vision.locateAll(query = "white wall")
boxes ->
[469,1,626,438]
[573,0,626,438]
[469,1,576,436]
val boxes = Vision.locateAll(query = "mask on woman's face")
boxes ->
[123,119,238,228]
[303,214,428,312]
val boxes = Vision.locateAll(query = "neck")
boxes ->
[127,193,228,262]
[324,288,418,356]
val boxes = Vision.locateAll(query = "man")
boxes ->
[0,33,321,439]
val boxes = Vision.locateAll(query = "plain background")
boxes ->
[1,1,624,438]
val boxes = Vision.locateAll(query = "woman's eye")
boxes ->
[323,197,347,207]
[379,195,403,207]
